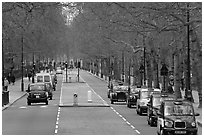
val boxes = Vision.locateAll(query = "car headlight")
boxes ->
[164,120,173,127]
[191,122,196,127]
[130,95,134,99]
[46,92,49,97]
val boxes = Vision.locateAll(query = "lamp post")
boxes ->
[21,35,24,91]
[139,64,144,86]
[65,62,68,82]
[32,52,35,83]
[185,2,194,102]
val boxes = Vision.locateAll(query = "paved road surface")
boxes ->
[2,69,202,135]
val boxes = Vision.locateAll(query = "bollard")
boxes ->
[73,93,78,106]
[69,77,71,83]
[88,90,92,103]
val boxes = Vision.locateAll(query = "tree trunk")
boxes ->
[146,53,153,89]
[174,51,182,99]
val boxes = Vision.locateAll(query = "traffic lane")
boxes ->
[79,71,156,135]
[2,74,63,135]
[57,107,139,135]
[79,71,202,135]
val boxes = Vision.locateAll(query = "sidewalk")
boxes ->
[2,77,31,111]
[88,70,202,127]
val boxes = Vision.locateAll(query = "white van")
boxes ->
[36,73,52,83]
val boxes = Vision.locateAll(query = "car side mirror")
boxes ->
[195,113,200,116]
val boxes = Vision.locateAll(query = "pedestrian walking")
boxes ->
[10,74,15,85]
[4,77,9,91]
[28,71,32,82]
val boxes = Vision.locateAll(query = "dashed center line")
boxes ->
[110,107,141,134]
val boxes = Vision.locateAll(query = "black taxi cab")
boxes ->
[136,88,161,115]
[147,93,175,126]
[26,83,49,105]
[156,99,199,135]
[110,85,128,104]
[126,86,140,108]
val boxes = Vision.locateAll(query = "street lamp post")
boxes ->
[185,2,194,102]
[21,35,24,91]
[32,52,35,83]
[139,64,144,87]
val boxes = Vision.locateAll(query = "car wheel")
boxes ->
[27,102,31,105]
[50,96,52,100]
[149,117,154,127]
[139,107,142,115]
[160,128,165,135]
[46,101,48,105]
[111,99,114,104]
[108,94,110,98]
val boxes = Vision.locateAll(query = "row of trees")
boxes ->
[2,2,73,77]
[68,2,202,107]
[2,2,202,107]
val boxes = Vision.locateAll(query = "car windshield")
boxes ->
[30,85,45,91]
[141,91,149,99]
[153,97,161,107]
[164,104,194,116]
[131,88,138,94]
[37,76,43,82]
[44,76,50,82]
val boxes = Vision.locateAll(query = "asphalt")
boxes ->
[88,71,202,127]
[2,70,202,127]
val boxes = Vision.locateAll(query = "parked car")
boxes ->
[56,67,63,74]
[156,99,199,135]
[110,85,128,104]
[126,86,140,108]
[147,93,175,126]
[26,83,49,105]
[136,88,161,115]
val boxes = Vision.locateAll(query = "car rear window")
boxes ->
[30,85,45,91]
[37,76,43,82]
[44,76,50,82]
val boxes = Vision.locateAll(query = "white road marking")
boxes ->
[55,129,58,134]
[55,125,58,129]
[79,72,141,134]
[19,106,27,109]
[122,117,126,121]
[110,106,141,134]
[40,106,47,108]
[135,130,141,134]
[56,121,58,125]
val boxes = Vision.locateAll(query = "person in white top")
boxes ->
[4,77,9,91]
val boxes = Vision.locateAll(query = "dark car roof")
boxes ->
[163,99,192,106]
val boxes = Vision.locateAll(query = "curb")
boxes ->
[2,92,27,111]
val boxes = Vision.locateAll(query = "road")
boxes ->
[2,69,202,135]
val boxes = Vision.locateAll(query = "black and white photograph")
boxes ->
[2,1,202,135]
